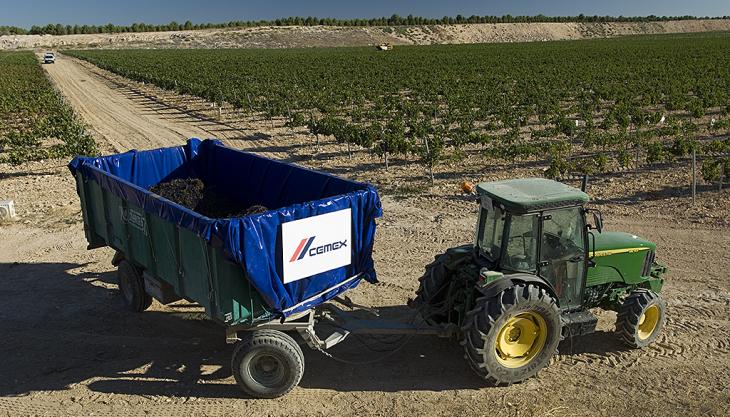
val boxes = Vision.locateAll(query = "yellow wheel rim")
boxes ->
[495,312,548,368]
[637,304,660,340]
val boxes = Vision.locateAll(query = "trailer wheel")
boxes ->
[616,289,666,348]
[461,283,560,385]
[231,330,304,398]
[117,260,152,312]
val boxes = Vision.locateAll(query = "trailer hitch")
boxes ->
[332,295,380,317]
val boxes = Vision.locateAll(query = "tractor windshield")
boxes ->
[477,201,505,262]
[502,214,539,272]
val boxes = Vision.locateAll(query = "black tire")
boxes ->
[616,289,666,348]
[461,283,561,385]
[117,260,152,312]
[231,330,305,399]
[410,245,472,321]
[410,253,450,309]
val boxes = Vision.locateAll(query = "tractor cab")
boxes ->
[476,178,592,308]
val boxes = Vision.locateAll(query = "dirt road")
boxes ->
[0,56,728,417]
[43,55,283,159]
[44,56,208,153]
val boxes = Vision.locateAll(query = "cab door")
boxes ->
[538,207,586,308]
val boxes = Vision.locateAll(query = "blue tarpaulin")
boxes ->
[69,139,382,316]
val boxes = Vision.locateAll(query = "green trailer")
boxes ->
[79,177,277,324]
[70,139,385,398]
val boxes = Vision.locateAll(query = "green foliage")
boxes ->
[646,142,670,164]
[0,52,97,165]
[701,158,729,182]
[702,138,730,154]
[709,118,730,132]
[0,26,28,35]
[284,111,308,128]
[670,135,698,158]
[553,114,576,136]
[545,158,569,179]
[62,33,730,174]
[572,154,610,175]
[617,149,632,168]
[685,98,706,119]
[416,125,445,183]
[375,117,410,161]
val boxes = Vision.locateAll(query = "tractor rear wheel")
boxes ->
[410,245,473,322]
[616,289,666,348]
[461,283,561,385]
[117,260,153,312]
[410,253,450,310]
[408,253,450,322]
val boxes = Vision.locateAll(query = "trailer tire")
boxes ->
[117,260,152,312]
[461,283,560,386]
[616,289,665,348]
[232,330,304,399]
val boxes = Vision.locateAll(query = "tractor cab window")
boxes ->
[502,214,539,272]
[539,207,586,306]
[477,202,505,262]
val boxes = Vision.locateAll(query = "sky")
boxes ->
[1,0,729,28]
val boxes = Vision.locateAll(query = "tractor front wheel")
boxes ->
[461,283,561,385]
[616,289,666,348]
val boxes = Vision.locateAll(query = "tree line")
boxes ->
[8,14,729,36]
[0,26,28,35]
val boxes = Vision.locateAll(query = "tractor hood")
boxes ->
[593,231,655,257]
[586,231,662,290]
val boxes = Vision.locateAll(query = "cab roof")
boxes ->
[477,178,589,214]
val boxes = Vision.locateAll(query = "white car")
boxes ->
[43,52,55,64]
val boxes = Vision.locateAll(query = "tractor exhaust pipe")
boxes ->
[581,175,589,192]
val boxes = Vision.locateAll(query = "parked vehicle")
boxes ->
[412,178,667,384]
[70,138,382,398]
[70,140,667,398]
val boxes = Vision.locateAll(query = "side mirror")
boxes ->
[587,231,597,266]
[592,211,603,234]
[585,208,603,234]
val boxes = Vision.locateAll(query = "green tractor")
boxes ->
[412,178,667,385]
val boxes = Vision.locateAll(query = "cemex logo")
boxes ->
[282,208,351,283]
[289,236,348,262]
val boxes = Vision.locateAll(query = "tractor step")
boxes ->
[561,310,598,337]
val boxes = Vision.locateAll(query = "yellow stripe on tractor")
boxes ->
[593,247,651,257]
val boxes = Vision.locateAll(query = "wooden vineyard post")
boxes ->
[424,136,434,184]
[691,149,696,203]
